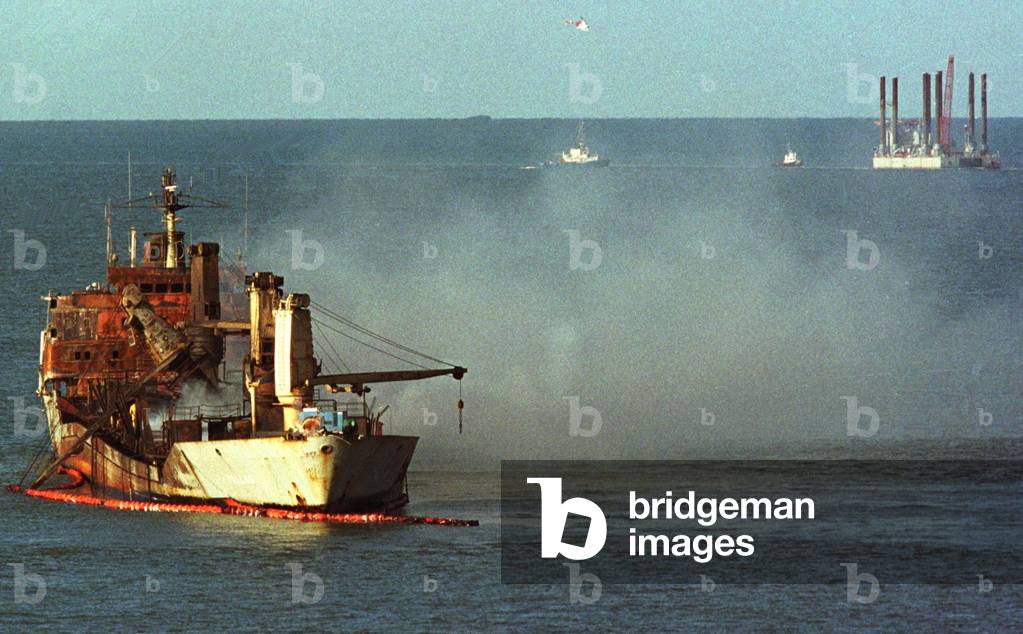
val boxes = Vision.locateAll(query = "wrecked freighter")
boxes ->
[29,168,466,511]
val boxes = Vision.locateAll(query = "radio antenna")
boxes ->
[243,173,249,259]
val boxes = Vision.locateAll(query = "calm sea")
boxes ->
[1,119,1021,631]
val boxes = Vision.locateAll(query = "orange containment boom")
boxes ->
[7,470,478,527]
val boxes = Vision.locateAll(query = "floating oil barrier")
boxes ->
[8,469,478,527]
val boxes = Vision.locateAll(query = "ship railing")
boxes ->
[173,403,245,419]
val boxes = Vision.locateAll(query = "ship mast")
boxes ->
[112,167,228,269]
[162,169,179,267]
[243,173,249,260]
[105,201,113,265]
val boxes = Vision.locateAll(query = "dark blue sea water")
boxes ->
[1,119,1022,630]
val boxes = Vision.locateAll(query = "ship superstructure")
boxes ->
[780,144,803,167]
[873,56,1000,170]
[558,121,610,166]
[31,168,466,511]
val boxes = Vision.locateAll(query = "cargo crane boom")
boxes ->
[308,367,467,394]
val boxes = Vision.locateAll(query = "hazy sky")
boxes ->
[1,0,1020,120]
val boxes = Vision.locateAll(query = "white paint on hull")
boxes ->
[42,390,417,510]
[872,155,955,169]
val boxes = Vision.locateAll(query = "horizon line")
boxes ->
[1,116,1021,123]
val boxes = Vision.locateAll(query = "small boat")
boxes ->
[780,144,803,167]
[556,121,610,167]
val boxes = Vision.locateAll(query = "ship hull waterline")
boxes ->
[556,158,610,167]
[41,391,417,512]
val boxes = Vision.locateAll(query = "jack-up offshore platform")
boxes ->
[873,55,1000,169]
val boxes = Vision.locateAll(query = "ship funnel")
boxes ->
[189,243,221,322]
[922,73,931,149]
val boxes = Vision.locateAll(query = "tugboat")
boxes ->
[28,168,466,511]
[780,143,803,167]
[556,121,610,167]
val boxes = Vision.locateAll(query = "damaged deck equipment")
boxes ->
[28,168,467,512]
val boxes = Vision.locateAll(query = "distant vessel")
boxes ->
[780,144,803,167]
[873,56,1000,170]
[557,122,609,167]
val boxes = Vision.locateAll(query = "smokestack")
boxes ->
[880,75,887,152]
[923,73,931,149]
[981,73,988,153]
[189,243,221,322]
[891,77,899,148]
[968,72,975,147]
[935,70,943,147]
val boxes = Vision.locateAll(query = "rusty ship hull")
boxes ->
[29,168,465,514]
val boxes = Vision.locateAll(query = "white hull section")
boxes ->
[161,435,416,508]
[873,155,955,169]
[42,391,417,510]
